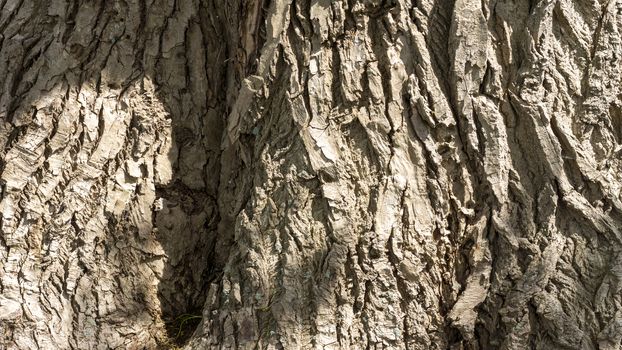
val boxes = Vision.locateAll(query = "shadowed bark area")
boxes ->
[1,0,622,349]
[0,1,238,348]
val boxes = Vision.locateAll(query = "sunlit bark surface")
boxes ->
[1,0,622,349]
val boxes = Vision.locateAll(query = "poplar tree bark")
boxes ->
[1,0,622,349]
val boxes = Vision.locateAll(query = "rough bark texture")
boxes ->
[1,0,622,349]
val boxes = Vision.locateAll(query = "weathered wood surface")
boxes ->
[0,0,621,349]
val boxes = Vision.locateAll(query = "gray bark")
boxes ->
[1,0,621,349]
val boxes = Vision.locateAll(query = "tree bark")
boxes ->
[1,0,622,349]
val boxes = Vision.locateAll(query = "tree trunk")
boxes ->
[1,0,621,349]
